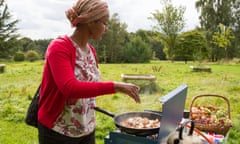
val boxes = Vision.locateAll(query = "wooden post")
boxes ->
[190,66,211,72]
[0,64,6,73]
[121,74,156,82]
[121,74,158,94]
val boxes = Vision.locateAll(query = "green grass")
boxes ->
[0,61,240,144]
[0,121,38,144]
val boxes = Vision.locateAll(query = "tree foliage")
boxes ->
[0,0,51,61]
[232,1,240,58]
[175,30,209,63]
[91,15,157,63]
[196,0,235,29]
[0,0,19,59]
[25,50,40,62]
[91,13,128,63]
[195,0,239,60]
[211,23,235,59]
[123,35,152,63]
[1,0,239,63]
[135,30,165,60]
[16,37,51,59]
[149,0,185,61]
[13,51,24,62]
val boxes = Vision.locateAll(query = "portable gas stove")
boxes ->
[104,84,188,144]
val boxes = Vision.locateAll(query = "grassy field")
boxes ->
[0,61,239,144]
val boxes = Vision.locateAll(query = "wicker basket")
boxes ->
[189,94,232,136]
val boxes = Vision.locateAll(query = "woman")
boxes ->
[37,0,140,144]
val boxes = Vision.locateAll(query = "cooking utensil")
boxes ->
[94,107,162,136]
[167,120,212,144]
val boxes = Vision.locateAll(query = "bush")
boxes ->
[13,51,25,62]
[123,36,152,63]
[25,50,40,62]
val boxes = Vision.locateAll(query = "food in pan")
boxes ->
[120,117,160,129]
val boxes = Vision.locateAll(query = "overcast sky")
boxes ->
[7,0,200,40]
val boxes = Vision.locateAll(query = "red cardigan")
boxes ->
[38,35,115,129]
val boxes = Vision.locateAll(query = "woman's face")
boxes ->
[88,16,109,41]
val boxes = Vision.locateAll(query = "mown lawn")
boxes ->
[0,61,239,144]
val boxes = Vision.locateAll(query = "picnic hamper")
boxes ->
[189,94,232,136]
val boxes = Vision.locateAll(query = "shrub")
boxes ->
[13,51,25,62]
[25,50,40,62]
[123,36,152,63]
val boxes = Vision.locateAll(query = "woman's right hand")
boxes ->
[113,82,141,103]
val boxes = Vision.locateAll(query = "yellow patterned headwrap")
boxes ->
[66,0,109,27]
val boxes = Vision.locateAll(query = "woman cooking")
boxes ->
[37,0,140,144]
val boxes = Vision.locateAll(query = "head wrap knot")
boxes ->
[66,0,109,27]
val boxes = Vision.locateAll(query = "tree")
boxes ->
[196,0,235,29]
[34,39,52,58]
[25,50,40,62]
[91,13,128,63]
[123,35,152,63]
[195,0,236,61]
[15,37,51,60]
[211,23,235,60]
[175,30,209,63]
[17,37,33,52]
[232,0,240,58]
[135,30,165,60]
[0,0,19,59]
[149,0,185,61]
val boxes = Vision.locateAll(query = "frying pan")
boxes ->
[94,107,162,136]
